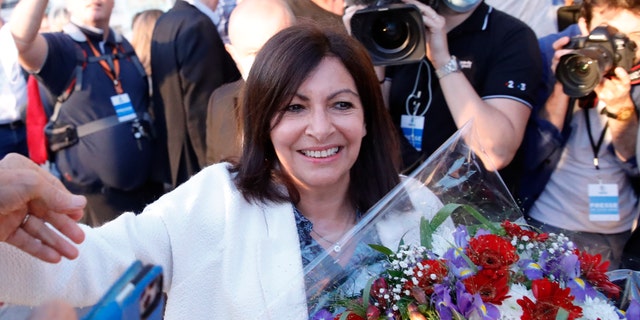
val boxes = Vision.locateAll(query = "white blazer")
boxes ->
[0,163,444,319]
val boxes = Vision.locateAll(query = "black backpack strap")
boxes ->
[49,42,86,123]
[76,112,152,138]
[117,36,146,78]
[46,27,151,153]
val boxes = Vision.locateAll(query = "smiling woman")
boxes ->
[234,22,401,211]
[270,57,366,195]
[269,56,368,248]
[0,21,403,319]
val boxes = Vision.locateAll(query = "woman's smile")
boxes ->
[270,56,366,191]
[299,146,341,159]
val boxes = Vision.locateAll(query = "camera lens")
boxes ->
[350,4,426,66]
[556,46,613,98]
[371,16,409,53]
[570,57,593,76]
[562,55,598,83]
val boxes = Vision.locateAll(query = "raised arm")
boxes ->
[9,0,50,72]
[406,0,535,169]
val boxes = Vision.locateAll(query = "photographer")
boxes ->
[520,0,640,269]
[344,0,542,195]
[8,0,166,227]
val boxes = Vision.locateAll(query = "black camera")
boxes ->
[350,0,436,66]
[556,25,637,98]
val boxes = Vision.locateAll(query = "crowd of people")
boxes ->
[0,0,639,318]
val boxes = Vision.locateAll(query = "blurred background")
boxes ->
[0,0,175,39]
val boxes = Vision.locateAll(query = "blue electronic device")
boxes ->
[81,260,164,320]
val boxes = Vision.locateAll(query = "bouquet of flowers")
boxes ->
[264,123,638,319]
[322,206,640,319]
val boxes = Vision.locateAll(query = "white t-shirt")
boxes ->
[529,103,638,234]
[0,24,27,124]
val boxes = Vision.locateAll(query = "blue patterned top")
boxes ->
[293,207,387,316]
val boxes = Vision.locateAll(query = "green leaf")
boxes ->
[451,308,468,320]
[387,269,404,279]
[555,308,569,320]
[459,251,478,274]
[334,299,366,314]
[432,203,461,223]
[369,244,395,257]
[396,299,411,319]
[458,204,502,235]
[421,204,458,249]
[362,277,374,311]
[419,304,441,320]
[430,204,456,230]
[420,216,433,249]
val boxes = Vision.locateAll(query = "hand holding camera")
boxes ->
[594,66,635,121]
[555,25,637,98]
[346,0,481,66]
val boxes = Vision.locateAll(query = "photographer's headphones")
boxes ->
[421,0,481,13]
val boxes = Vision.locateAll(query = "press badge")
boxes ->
[111,93,137,122]
[588,183,620,221]
[401,115,425,151]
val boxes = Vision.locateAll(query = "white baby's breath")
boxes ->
[577,296,619,320]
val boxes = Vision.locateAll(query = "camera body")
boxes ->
[350,0,436,66]
[556,25,637,97]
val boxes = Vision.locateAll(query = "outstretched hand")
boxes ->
[0,153,86,263]
[27,299,78,320]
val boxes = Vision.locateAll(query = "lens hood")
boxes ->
[350,3,426,66]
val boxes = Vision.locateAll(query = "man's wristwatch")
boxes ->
[602,106,636,121]
[435,55,461,79]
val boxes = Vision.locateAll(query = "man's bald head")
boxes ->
[226,0,296,79]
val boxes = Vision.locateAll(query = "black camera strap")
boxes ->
[584,105,608,171]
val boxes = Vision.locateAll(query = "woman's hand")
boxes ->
[0,153,86,262]
[27,299,78,320]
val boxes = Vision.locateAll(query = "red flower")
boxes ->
[501,221,549,242]
[576,249,620,299]
[333,312,365,320]
[517,279,583,320]
[403,259,447,295]
[466,234,518,269]
[463,268,511,305]
[370,277,393,309]
[366,305,381,320]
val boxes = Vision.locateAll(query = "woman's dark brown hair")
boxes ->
[231,21,401,213]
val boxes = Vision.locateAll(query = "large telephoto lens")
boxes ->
[350,4,425,66]
[371,15,409,53]
[556,46,613,97]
